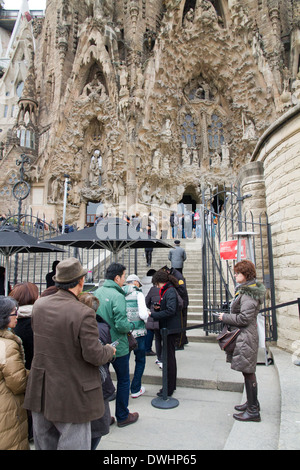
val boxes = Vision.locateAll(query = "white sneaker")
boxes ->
[131,386,145,398]
[155,360,163,369]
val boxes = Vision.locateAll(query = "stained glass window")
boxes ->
[208,114,224,154]
[181,114,197,148]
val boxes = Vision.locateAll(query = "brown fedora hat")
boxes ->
[53,257,88,283]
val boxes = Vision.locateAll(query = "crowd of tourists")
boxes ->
[0,254,265,450]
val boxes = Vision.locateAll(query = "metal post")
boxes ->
[267,222,277,341]
[151,328,179,409]
[62,175,69,234]
[201,192,208,329]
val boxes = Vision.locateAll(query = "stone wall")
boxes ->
[252,104,300,353]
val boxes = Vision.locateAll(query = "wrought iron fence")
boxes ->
[201,184,277,342]
[0,211,148,294]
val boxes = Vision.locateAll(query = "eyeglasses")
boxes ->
[10,308,18,317]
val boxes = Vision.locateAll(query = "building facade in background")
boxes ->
[0,0,299,351]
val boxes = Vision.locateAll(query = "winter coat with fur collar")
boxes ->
[222,280,266,374]
[0,329,29,450]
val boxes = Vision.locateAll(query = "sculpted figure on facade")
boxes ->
[183,8,194,29]
[89,155,100,187]
[196,0,218,24]
[140,181,152,204]
[221,143,230,167]
[161,118,172,142]
[0,0,298,230]
[152,149,162,172]
[68,181,81,206]
[119,62,129,97]
[242,113,256,140]
[82,73,107,100]
[48,177,63,204]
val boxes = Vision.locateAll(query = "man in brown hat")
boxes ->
[24,257,116,450]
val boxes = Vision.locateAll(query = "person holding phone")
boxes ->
[218,260,266,422]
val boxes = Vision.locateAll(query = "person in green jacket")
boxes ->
[94,263,139,428]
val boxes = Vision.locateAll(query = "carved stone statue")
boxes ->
[89,155,100,187]
[183,8,194,29]
[242,113,256,140]
[152,149,161,170]
[82,73,107,100]
[161,118,172,142]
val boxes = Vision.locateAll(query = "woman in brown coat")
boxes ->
[219,260,266,422]
[0,296,29,450]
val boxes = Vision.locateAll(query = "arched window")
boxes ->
[181,114,197,148]
[208,114,224,154]
[17,127,35,149]
[16,81,24,97]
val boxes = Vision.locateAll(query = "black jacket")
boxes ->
[151,282,181,332]
[96,316,116,400]
[170,268,189,308]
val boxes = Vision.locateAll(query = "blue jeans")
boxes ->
[145,329,154,352]
[112,353,130,422]
[131,335,146,394]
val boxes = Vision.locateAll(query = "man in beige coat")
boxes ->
[24,258,116,450]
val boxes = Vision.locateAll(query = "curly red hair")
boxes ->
[234,260,256,281]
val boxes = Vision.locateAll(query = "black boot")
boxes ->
[233,379,261,422]
[234,398,260,412]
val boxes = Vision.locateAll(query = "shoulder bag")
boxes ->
[216,326,240,354]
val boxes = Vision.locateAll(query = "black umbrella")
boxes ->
[0,227,64,295]
[43,217,172,256]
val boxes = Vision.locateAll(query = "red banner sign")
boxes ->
[220,240,246,260]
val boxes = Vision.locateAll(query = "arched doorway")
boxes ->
[178,186,199,213]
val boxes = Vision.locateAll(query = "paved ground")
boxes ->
[99,342,282,451]
[29,341,299,451]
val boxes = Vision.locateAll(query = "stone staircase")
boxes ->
[5,236,211,344]
[116,237,214,343]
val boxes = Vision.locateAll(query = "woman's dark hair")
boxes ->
[0,296,18,329]
[234,260,256,281]
[105,263,126,281]
[152,270,179,288]
[9,282,39,306]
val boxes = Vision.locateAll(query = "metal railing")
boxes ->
[201,184,277,342]
[153,298,299,409]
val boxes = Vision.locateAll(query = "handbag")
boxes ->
[216,326,240,354]
[146,316,159,330]
[127,331,138,352]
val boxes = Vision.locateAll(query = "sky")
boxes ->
[3,0,46,10]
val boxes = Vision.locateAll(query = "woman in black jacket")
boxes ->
[150,270,181,397]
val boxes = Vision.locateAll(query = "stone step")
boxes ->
[110,340,243,393]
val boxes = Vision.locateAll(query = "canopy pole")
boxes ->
[5,255,9,296]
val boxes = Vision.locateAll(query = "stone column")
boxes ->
[236,161,268,281]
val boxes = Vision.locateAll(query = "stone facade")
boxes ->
[251,105,300,353]
[0,1,299,351]
[1,0,299,225]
